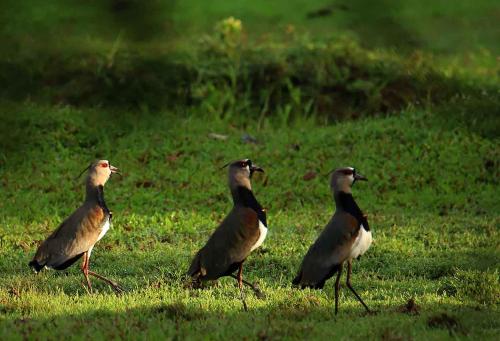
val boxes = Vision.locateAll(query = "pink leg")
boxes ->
[237,263,248,311]
[81,252,92,292]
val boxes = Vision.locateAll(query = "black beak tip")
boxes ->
[355,173,368,182]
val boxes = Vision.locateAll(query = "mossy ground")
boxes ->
[0,105,498,339]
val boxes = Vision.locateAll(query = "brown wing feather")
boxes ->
[293,211,360,287]
[187,207,260,280]
[32,204,106,270]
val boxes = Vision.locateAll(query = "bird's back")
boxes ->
[30,203,108,271]
[188,206,260,280]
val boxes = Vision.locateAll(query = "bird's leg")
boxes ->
[236,263,248,311]
[80,252,123,294]
[81,252,92,293]
[346,260,370,313]
[334,263,344,315]
[229,274,264,298]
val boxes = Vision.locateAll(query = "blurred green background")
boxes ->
[1,0,499,120]
[2,0,499,53]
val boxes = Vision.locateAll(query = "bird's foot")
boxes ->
[361,309,378,317]
[252,286,266,299]
[82,282,93,294]
[239,291,249,312]
[108,281,125,295]
[184,280,198,289]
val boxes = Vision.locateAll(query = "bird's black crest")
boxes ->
[75,163,92,180]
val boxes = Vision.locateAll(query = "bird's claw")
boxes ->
[82,282,93,294]
[254,290,265,299]
[252,285,265,299]
[361,309,378,317]
[109,282,125,295]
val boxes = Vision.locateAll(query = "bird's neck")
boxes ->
[334,191,370,230]
[232,185,265,210]
[231,185,267,226]
[231,185,253,206]
[334,191,355,211]
[85,183,110,213]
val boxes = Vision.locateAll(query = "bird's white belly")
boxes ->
[348,225,372,260]
[96,219,110,243]
[250,220,268,252]
[87,245,94,259]
[86,219,110,261]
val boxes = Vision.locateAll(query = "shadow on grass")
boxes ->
[1,289,496,339]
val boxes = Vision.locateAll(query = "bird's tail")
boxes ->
[186,252,201,278]
[292,264,340,289]
[292,271,302,286]
[28,259,44,273]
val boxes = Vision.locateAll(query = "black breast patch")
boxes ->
[337,192,369,230]
[97,185,111,218]
[237,186,267,227]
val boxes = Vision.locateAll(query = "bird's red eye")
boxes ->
[343,169,353,175]
[100,163,108,168]
[240,162,247,167]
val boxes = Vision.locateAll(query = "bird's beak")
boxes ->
[110,165,121,175]
[354,173,367,181]
[250,165,264,174]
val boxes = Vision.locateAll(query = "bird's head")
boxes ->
[329,167,367,194]
[223,158,264,190]
[79,160,120,187]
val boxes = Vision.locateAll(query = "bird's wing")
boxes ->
[293,212,360,287]
[188,207,260,280]
[32,204,106,269]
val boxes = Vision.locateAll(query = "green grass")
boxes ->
[0,2,499,339]
[0,104,498,339]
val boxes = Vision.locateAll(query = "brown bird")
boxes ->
[293,167,372,314]
[29,160,124,293]
[187,159,267,311]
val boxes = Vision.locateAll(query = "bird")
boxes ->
[29,160,124,294]
[187,158,267,311]
[292,167,372,314]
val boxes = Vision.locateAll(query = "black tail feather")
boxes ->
[292,264,340,289]
[52,253,83,270]
[292,271,302,286]
[28,260,44,273]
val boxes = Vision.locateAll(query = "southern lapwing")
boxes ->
[292,167,372,314]
[29,160,124,294]
[187,159,267,311]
